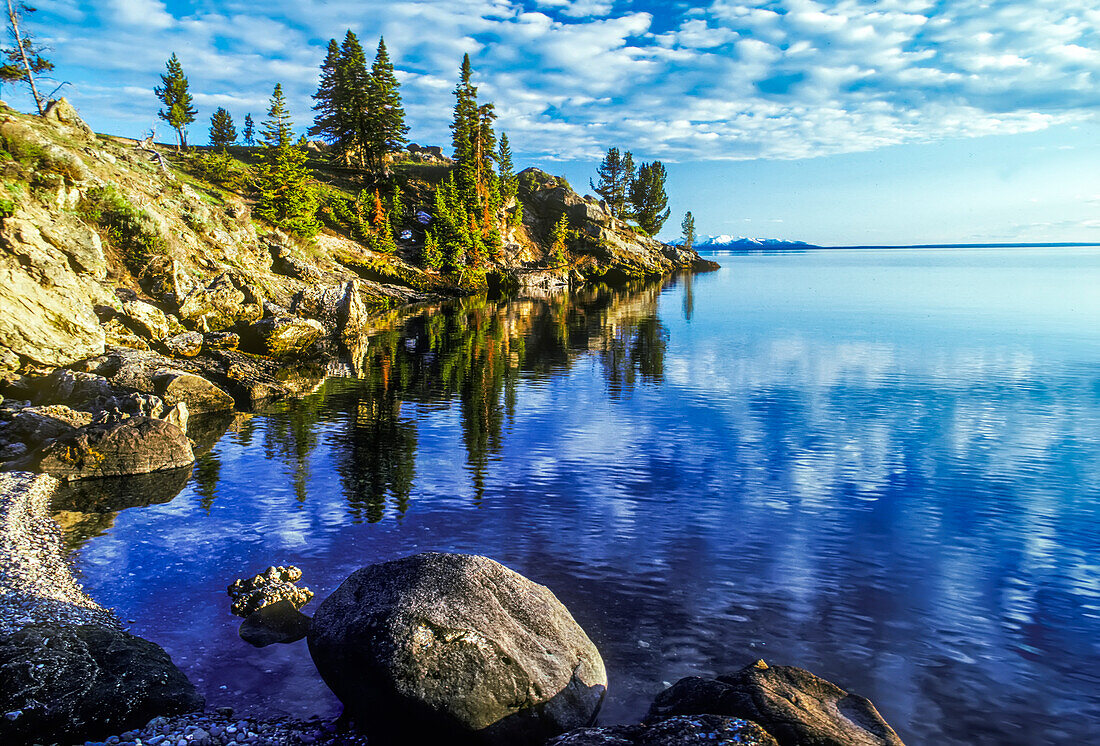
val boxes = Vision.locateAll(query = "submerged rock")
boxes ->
[228,565,313,617]
[238,599,312,647]
[645,660,904,746]
[549,715,778,746]
[0,623,203,744]
[307,552,608,745]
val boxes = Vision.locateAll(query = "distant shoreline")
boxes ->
[697,242,1100,252]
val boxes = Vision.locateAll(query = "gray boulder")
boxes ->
[0,623,203,744]
[645,660,904,746]
[549,715,778,746]
[31,416,195,480]
[307,552,607,745]
[43,97,96,142]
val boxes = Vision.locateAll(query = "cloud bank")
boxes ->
[31,0,1100,161]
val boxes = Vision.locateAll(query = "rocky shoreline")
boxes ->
[1,470,905,745]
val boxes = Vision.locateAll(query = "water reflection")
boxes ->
[61,251,1100,746]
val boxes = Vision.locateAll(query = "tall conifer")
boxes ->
[155,53,196,150]
[365,37,408,170]
[255,84,319,238]
[309,39,341,143]
[629,161,671,236]
[209,107,236,149]
[334,31,370,167]
[591,147,635,219]
[497,133,516,201]
[242,113,255,145]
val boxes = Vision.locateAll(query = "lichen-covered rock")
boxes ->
[31,416,195,480]
[549,715,779,746]
[0,623,203,745]
[120,299,170,341]
[228,565,313,617]
[291,280,366,339]
[162,331,204,357]
[178,271,264,332]
[153,371,235,413]
[645,661,904,746]
[307,552,607,745]
[243,317,325,357]
[202,331,240,351]
[43,97,96,142]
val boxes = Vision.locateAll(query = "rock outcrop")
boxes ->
[645,660,905,746]
[308,552,608,745]
[29,416,194,480]
[228,565,314,617]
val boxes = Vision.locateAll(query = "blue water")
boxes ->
[64,248,1100,745]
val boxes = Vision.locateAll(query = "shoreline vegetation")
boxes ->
[0,25,905,746]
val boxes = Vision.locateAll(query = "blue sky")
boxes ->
[16,0,1100,244]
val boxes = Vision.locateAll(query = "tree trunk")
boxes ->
[6,0,44,115]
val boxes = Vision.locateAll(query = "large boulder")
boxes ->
[549,715,778,746]
[153,371,235,413]
[43,97,96,142]
[645,661,904,746]
[31,416,195,480]
[178,271,263,332]
[308,552,607,745]
[119,299,170,341]
[291,280,366,339]
[0,623,203,744]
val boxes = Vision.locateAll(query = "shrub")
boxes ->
[80,185,166,272]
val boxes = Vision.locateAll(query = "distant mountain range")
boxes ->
[671,235,818,250]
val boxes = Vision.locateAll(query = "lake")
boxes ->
[61,247,1100,745]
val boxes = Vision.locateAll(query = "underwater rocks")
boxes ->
[548,715,779,746]
[237,599,312,648]
[307,552,607,746]
[644,660,904,746]
[228,565,314,617]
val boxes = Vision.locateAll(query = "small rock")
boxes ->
[162,332,204,358]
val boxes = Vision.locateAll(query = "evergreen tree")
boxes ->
[255,85,319,238]
[364,37,408,171]
[629,161,671,236]
[242,113,255,145]
[334,31,371,167]
[497,133,516,201]
[155,53,197,150]
[451,54,480,210]
[422,230,442,269]
[591,147,635,219]
[309,39,341,142]
[433,174,470,271]
[549,213,570,265]
[388,184,405,228]
[1,1,51,114]
[681,211,696,251]
[209,107,236,149]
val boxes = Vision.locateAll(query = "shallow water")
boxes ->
[64,248,1100,744]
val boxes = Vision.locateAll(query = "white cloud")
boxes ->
[21,0,1100,162]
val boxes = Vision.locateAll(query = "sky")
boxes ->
[12,0,1100,245]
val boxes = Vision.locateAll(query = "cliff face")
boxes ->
[0,102,710,385]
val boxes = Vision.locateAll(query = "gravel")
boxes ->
[0,471,120,634]
[83,710,371,746]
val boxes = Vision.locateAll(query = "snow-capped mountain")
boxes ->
[671,235,817,249]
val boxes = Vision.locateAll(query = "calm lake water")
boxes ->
[62,248,1100,745]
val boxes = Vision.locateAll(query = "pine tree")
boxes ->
[497,133,516,201]
[388,184,405,228]
[681,211,696,251]
[364,37,408,171]
[591,147,636,219]
[155,54,197,150]
[434,174,470,271]
[1,1,52,114]
[242,114,255,145]
[334,31,371,167]
[422,230,442,269]
[451,54,480,210]
[549,213,570,266]
[629,161,671,236]
[209,108,236,149]
[309,39,341,142]
[255,85,319,238]
[371,189,385,228]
